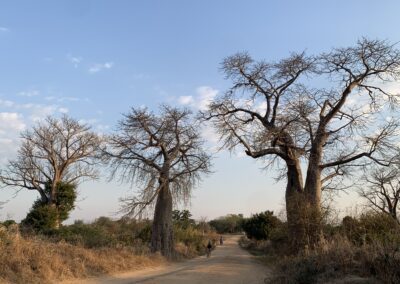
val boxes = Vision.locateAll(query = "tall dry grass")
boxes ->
[0,224,164,284]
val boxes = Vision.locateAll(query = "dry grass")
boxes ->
[265,235,400,284]
[0,225,165,284]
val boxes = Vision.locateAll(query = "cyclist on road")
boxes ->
[206,240,212,257]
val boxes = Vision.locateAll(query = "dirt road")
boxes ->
[69,235,270,284]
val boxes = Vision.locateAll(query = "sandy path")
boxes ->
[66,235,270,284]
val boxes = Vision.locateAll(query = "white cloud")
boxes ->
[45,96,83,102]
[201,123,220,144]
[17,90,40,97]
[0,113,25,132]
[177,86,219,111]
[0,27,10,32]
[67,54,83,68]
[29,105,58,121]
[196,86,218,111]
[89,62,114,73]
[0,99,15,107]
[58,107,69,114]
[0,113,25,163]
[178,95,194,105]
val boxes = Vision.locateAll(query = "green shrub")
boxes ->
[21,182,77,232]
[342,212,400,246]
[173,210,195,229]
[243,211,281,240]
[22,204,58,232]
[209,214,244,234]
[1,220,16,228]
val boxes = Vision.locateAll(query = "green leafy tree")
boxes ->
[209,214,244,233]
[243,211,281,240]
[22,182,77,232]
[173,210,195,229]
[1,116,100,229]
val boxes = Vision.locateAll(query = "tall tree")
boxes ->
[360,166,400,224]
[204,38,400,251]
[0,116,100,228]
[104,105,211,258]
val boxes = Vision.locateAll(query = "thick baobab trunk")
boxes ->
[285,159,306,253]
[151,181,174,258]
[303,142,324,249]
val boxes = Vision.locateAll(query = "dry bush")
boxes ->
[0,224,164,284]
[174,225,218,259]
[268,234,400,283]
[240,211,400,284]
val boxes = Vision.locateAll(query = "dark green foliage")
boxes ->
[1,220,16,227]
[22,204,58,232]
[53,182,77,222]
[242,211,281,240]
[209,214,244,233]
[341,212,400,245]
[45,217,153,249]
[22,182,77,231]
[172,210,195,229]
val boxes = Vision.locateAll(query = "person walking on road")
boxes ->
[206,240,212,257]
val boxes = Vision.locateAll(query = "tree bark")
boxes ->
[151,180,174,258]
[285,159,306,253]
[303,138,325,249]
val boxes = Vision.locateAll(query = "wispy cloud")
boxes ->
[58,107,69,114]
[177,86,219,111]
[67,54,83,68]
[0,112,25,132]
[0,98,69,121]
[178,96,194,105]
[0,112,25,163]
[0,27,10,33]
[45,96,84,102]
[17,90,40,97]
[88,62,114,73]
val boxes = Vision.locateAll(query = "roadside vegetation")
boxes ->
[0,211,217,284]
[239,210,400,283]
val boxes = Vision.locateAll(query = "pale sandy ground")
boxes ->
[64,235,271,284]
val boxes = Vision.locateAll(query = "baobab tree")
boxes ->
[0,116,100,228]
[360,166,400,224]
[103,105,211,257]
[204,38,400,251]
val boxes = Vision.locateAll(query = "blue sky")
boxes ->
[1,0,400,222]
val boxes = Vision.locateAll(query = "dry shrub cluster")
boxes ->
[241,211,400,284]
[0,224,164,284]
[0,216,216,283]
[174,225,218,259]
[270,236,400,284]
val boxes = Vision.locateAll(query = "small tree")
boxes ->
[209,214,244,233]
[22,182,77,231]
[173,210,195,229]
[360,166,400,224]
[242,211,281,240]
[104,105,211,257]
[0,116,100,228]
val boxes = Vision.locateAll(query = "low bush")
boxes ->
[174,220,218,258]
[269,236,400,284]
[43,217,152,251]
[242,211,282,240]
[0,225,164,284]
[209,214,244,234]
